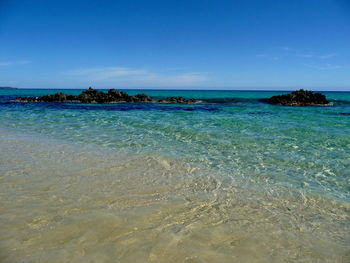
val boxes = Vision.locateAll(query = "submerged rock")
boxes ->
[268,89,329,106]
[158,96,197,104]
[15,87,198,104]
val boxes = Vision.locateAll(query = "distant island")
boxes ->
[0,86,17,89]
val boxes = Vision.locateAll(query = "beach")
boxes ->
[0,89,349,262]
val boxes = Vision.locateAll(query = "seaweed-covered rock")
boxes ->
[77,87,107,103]
[158,96,198,104]
[15,87,197,104]
[133,93,154,102]
[15,92,77,103]
[268,89,328,106]
[41,92,76,102]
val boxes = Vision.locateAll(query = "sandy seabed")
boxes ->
[0,129,349,263]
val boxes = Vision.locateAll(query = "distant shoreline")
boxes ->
[0,87,17,90]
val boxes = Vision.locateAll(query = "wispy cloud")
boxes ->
[0,60,30,66]
[304,63,344,70]
[65,66,209,86]
[68,67,147,80]
[257,47,344,71]
[295,53,337,59]
[279,47,337,59]
[147,72,208,85]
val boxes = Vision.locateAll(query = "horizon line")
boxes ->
[6,89,350,93]
[7,86,350,92]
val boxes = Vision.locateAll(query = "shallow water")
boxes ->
[0,89,349,262]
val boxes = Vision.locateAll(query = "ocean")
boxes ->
[0,89,349,262]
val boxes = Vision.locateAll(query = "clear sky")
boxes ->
[0,0,349,90]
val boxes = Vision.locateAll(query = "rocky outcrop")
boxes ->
[75,88,145,103]
[268,89,329,106]
[15,87,198,104]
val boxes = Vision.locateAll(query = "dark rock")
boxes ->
[268,89,329,106]
[41,92,77,102]
[77,87,106,103]
[134,93,154,102]
[15,87,198,104]
[16,92,77,103]
[158,96,198,104]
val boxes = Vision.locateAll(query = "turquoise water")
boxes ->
[0,89,350,262]
[1,89,349,202]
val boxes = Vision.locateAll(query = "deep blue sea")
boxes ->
[0,89,349,262]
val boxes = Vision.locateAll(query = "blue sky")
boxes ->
[0,0,349,90]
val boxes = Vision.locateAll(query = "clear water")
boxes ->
[0,89,349,262]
